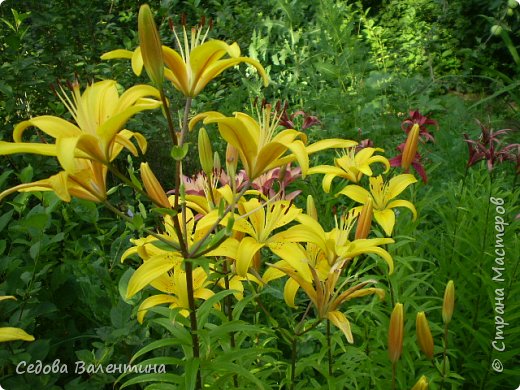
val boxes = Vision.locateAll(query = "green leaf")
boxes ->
[0,210,13,233]
[170,143,190,161]
[119,373,183,389]
[130,338,185,364]
[184,358,199,390]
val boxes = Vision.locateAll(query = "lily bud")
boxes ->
[140,162,170,208]
[226,143,239,180]
[442,280,455,325]
[388,302,404,363]
[401,123,420,171]
[306,195,318,220]
[411,375,429,390]
[416,312,434,359]
[138,4,164,86]
[355,197,373,239]
[198,127,213,175]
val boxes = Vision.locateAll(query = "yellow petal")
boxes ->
[306,139,357,154]
[327,311,353,343]
[337,185,370,205]
[13,117,81,142]
[0,327,35,342]
[100,49,134,60]
[374,209,396,236]
[236,237,265,277]
[137,294,178,324]
[126,257,176,299]
[386,199,417,221]
[0,141,57,157]
[387,174,417,199]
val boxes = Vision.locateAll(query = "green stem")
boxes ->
[185,259,202,389]
[222,260,238,388]
[391,361,396,390]
[441,323,449,390]
[327,319,333,376]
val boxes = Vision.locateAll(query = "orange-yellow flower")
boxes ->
[416,311,434,359]
[388,302,404,363]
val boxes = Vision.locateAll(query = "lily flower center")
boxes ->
[369,176,389,210]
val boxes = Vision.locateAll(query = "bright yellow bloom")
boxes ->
[135,263,214,322]
[388,302,404,363]
[102,19,268,97]
[0,160,107,203]
[201,198,302,276]
[269,258,384,343]
[339,174,417,236]
[0,80,161,173]
[190,107,356,179]
[0,296,35,343]
[416,311,434,359]
[308,147,389,191]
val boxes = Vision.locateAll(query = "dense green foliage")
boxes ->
[1,0,519,389]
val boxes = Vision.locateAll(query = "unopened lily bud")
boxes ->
[355,197,373,239]
[411,375,429,390]
[140,162,170,208]
[138,4,164,86]
[388,302,404,363]
[442,280,455,325]
[226,143,238,179]
[198,127,213,175]
[213,151,221,173]
[306,195,317,220]
[401,123,420,171]
[416,312,434,360]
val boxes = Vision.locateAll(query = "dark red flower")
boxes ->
[389,142,428,183]
[401,110,438,143]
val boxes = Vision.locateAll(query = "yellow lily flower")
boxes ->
[308,147,390,191]
[269,259,385,343]
[201,198,302,276]
[102,18,268,97]
[263,211,393,307]
[338,174,417,236]
[0,80,161,173]
[190,107,356,179]
[0,160,107,203]
[135,263,214,322]
[0,296,35,343]
[275,213,394,271]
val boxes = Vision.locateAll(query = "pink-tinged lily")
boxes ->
[308,147,390,191]
[0,80,161,173]
[190,107,356,179]
[338,174,417,236]
[102,16,268,97]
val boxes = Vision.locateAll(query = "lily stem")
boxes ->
[327,319,333,376]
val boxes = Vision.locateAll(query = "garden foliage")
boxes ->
[0,1,519,389]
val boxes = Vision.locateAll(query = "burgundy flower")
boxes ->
[401,110,438,143]
[463,121,518,173]
[278,102,321,131]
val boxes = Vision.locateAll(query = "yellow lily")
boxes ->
[0,296,35,343]
[135,262,214,322]
[275,213,394,271]
[338,174,417,236]
[263,211,393,307]
[308,147,390,191]
[0,80,161,173]
[269,259,385,343]
[0,160,107,202]
[102,18,268,97]
[190,107,356,179]
[201,198,302,276]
